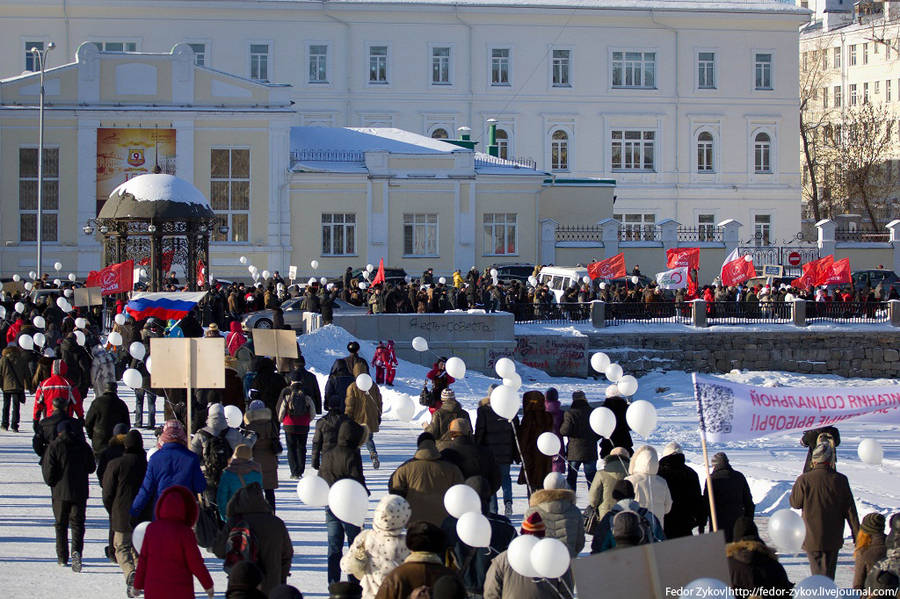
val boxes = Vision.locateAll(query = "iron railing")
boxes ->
[474,155,537,169]
[806,301,890,323]
[555,225,604,243]
[507,302,590,324]
[619,226,659,242]
[605,302,692,326]
[835,229,891,243]
[677,226,723,243]
[290,150,365,165]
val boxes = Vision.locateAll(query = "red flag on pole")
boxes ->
[196,259,206,288]
[791,255,834,290]
[370,258,386,286]
[816,257,850,286]
[587,253,627,280]
[666,247,700,270]
[720,248,755,287]
[86,259,135,296]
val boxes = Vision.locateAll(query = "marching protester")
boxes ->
[560,390,599,492]
[426,388,470,443]
[702,452,755,543]
[517,390,553,495]
[389,432,464,526]
[855,513,888,590]
[0,337,31,432]
[278,370,318,479]
[216,444,263,521]
[726,516,792,594]
[425,358,454,411]
[244,398,282,510]
[190,402,257,506]
[656,442,705,538]
[84,381,130,457]
[800,426,840,473]
[474,385,520,516]
[524,472,584,557]
[373,521,459,599]
[33,359,83,424]
[865,515,900,594]
[345,362,383,469]
[591,479,665,553]
[587,446,631,521]
[438,418,501,492]
[598,389,633,458]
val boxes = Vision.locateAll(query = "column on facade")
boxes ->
[815,218,837,257]
[599,218,620,259]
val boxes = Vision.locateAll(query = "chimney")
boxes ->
[457,126,471,141]
[487,118,499,157]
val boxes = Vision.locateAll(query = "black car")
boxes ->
[851,269,900,295]
[328,267,408,288]
[490,263,535,283]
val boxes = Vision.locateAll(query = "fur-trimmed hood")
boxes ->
[529,488,576,508]
[726,539,779,564]
[629,445,659,476]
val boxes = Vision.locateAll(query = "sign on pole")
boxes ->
[149,337,225,434]
[288,265,298,280]
[252,328,299,359]
[73,286,104,307]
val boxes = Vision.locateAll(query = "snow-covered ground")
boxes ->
[0,323,897,596]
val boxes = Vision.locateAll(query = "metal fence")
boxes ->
[605,302,692,326]
[705,301,792,324]
[677,226,723,243]
[834,229,891,243]
[508,302,590,324]
[806,301,890,323]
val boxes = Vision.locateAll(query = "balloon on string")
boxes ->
[393,395,416,422]
[583,276,591,284]
[53,279,61,287]
[33,332,46,348]
[310,260,319,269]
[605,384,620,398]
[68,273,76,282]
[240,256,248,264]
[108,331,123,346]
[507,535,540,578]
[328,478,369,526]
[767,509,806,554]
[490,269,499,278]
[63,289,73,299]
[680,579,730,596]
[404,275,412,283]
[24,282,33,291]
[320,277,327,285]
[362,270,370,280]
[18,334,34,351]
[326,283,334,291]
[527,276,538,287]
[412,336,428,352]
[29,271,37,279]
[626,400,657,437]
[457,511,492,548]
[599,282,607,290]
[531,538,570,579]
[308,277,316,286]
[438,277,446,285]
[12,274,21,282]
[224,405,243,428]
[617,375,638,397]
[590,352,610,374]
[145,356,152,374]
[132,521,150,554]
[590,407,616,438]
[857,439,883,465]
[631,276,639,285]
[115,313,126,326]
[445,357,466,379]
[495,357,516,378]
[793,575,838,595]
[296,474,330,506]
[356,373,373,392]
[537,432,561,456]
[490,385,519,420]
[14,302,25,314]
[366,264,374,273]
[53,262,62,272]
[32,315,46,329]
[0,306,5,319]
[359,282,367,290]
[502,372,522,391]
[74,330,86,346]
[75,317,87,329]
[248,265,256,274]
[130,341,146,361]
[443,484,482,519]
[262,270,271,280]
[122,368,143,389]
[605,363,623,383]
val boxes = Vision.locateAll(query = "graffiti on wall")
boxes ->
[489,335,588,377]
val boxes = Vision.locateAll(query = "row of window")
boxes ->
[616,213,773,246]
[820,79,900,108]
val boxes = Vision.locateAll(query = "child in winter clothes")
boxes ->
[543,388,566,474]
[854,513,888,590]
[341,494,412,599]
[216,444,263,520]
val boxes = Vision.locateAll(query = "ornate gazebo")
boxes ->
[84,173,219,292]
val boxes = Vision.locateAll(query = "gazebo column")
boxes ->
[150,231,161,292]
[186,231,198,291]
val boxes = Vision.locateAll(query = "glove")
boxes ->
[205,586,214,598]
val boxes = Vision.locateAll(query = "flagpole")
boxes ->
[693,373,719,533]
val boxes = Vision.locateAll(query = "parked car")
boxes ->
[537,266,589,303]
[328,267,408,288]
[242,296,367,329]
[746,276,796,290]
[851,269,900,295]
[490,263,535,283]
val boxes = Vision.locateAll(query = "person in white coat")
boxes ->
[341,494,412,599]
[625,445,672,523]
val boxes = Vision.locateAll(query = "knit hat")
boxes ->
[449,418,470,436]
[269,584,304,599]
[347,341,360,354]
[249,399,265,411]
[104,381,118,394]
[328,581,362,599]
[662,441,682,457]
[441,388,456,401]
[520,512,546,538]
[406,521,447,553]
[861,513,886,535]
[571,390,587,402]
[732,516,760,542]
[227,560,263,592]
[208,403,225,417]
[543,472,568,491]
[612,479,635,501]
[612,511,643,546]
[711,452,729,469]
[373,494,412,533]
[432,575,467,599]
[112,422,129,437]
[158,420,187,447]
[123,429,143,451]
[811,442,834,465]
[417,432,435,446]
[232,444,253,461]
[610,447,631,458]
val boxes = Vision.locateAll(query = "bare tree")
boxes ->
[799,40,834,222]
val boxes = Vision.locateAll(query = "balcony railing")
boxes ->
[474,155,537,169]
[290,150,365,165]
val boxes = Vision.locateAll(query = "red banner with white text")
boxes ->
[86,259,135,296]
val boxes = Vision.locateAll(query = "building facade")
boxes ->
[0,0,808,248]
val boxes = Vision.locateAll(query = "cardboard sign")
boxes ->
[288,265,298,280]
[149,337,225,389]
[252,328,299,359]
[73,286,104,307]
[571,532,729,598]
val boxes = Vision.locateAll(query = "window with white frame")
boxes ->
[611,51,656,88]
[552,49,571,87]
[754,53,772,90]
[698,52,716,89]
[24,41,43,71]
[403,213,438,256]
[849,45,857,66]
[93,41,137,52]
[850,83,857,106]
[249,44,269,82]
[615,213,656,241]
[863,43,869,64]
[483,213,517,255]
[491,48,510,86]
[188,43,206,66]
[550,129,569,171]
[321,213,356,255]
[697,131,714,172]
[833,47,841,69]
[431,46,451,85]
[210,148,250,243]
[753,132,771,174]
[834,85,842,107]
[19,147,58,242]
[496,129,510,160]
[698,214,716,241]
[864,82,870,103]
[308,44,328,83]
[754,214,772,246]
[611,129,655,171]
[368,45,388,84]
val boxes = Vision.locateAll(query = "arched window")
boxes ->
[496,129,509,160]
[697,132,714,172]
[754,132,771,173]
[431,128,449,139]
[551,129,569,171]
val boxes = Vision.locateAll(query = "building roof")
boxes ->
[277,0,806,14]
[99,174,215,221]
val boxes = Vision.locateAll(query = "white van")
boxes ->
[537,266,589,303]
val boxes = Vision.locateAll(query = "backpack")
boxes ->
[222,518,262,574]
[199,429,231,486]
[419,384,433,408]
[286,387,312,419]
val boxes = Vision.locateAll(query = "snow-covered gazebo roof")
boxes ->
[99,173,214,221]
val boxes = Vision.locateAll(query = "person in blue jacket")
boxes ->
[130,420,206,520]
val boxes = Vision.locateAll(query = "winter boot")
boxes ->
[504,501,513,518]
[126,571,136,598]
[71,551,82,573]
[371,452,380,470]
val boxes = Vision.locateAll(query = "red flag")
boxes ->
[666,247,700,271]
[196,259,206,287]
[791,255,833,290]
[587,253,626,280]
[137,250,174,272]
[816,257,850,286]
[720,248,755,287]
[370,258,385,286]
[86,259,135,296]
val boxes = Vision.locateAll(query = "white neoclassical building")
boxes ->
[1,0,808,258]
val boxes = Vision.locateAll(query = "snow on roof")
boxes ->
[292,127,463,155]
[283,0,806,14]
[111,173,209,206]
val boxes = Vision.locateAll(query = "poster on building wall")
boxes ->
[96,128,176,215]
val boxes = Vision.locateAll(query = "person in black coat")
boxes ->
[324,358,354,413]
[474,388,520,516]
[97,422,130,563]
[84,381,131,456]
[800,426,840,473]
[41,420,96,570]
[291,355,322,415]
[560,390,600,491]
[598,394,633,459]
[657,442,705,538]
[34,396,81,461]
[252,357,287,416]
[320,288,338,325]
[311,394,352,470]
[102,429,147,592]
[439,419,501,496]
[726,517,792,594]
[702,452,755,543]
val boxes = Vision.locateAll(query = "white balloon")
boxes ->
[495,357,516,378]
[445,356,466,379]
[24,282,33,291]
[767,509,806,554]
[296,474,330,507]
[63,289,73,299]
[625,400,657,438]
[599,282,607,290]
[681,579,730,597]
[248,265,256,274]
[132,521,150,554]
[502,372,522,391]
[262,270,271,280]
[366,264,374,273]
[310,260,319,270]
[362,271,370,280]
[12,274,21,282]
[18,334,34,351]
[438,277,447,285]
[582,276,592,284]
[122,368,143,389]
[631,276,639,284]
[240,256,248,265]
[68,273,76,282]
[356,373,374,392]
[145,356,152,374]
[114,313,126,326]
[793,575,838,595]
[590,407,616,438]
[14,302,24,314]
[605,363,623,383]
[443,484,482,519]
[107,331,123,346]
[74,330,86,346]
[457,511,491,548]
[0,306,4,319]
[537,432,561,456]
[590,352,610,374]
[56,297,69,310]
[130,341,146,361]
[328,478,369,526]
[224,405,243,428]
[528,276,538,287]
[857,439,884,465]
[320,277,327,285]
[359,282,367,290]
[308,277,317,286]
[490,385,519,420]
[33,332,46,348]
[326,283,334,291]
[32,315,46,329]
[29,271,37,279]
[411,336,428,352]
[617,375,639,397]
[605,384,620,398]
[490,269,499,277]
[54,262,62,271]
[393,395,416,422]
[531,537,570,579]
[53,279,61,287]
[75,317,87,329]
[507,535,540,578]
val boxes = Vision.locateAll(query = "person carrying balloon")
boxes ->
[345,363,382,469]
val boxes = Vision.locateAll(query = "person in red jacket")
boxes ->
[5,316,24,344]
[425,358,454,413]
[133,484,214,599]
[33,359,83,423]
[383,340,398,386]
[372,341,388,385]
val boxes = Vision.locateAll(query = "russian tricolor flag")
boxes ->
[125,291,207,322]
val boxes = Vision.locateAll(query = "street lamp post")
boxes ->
[30,41,55,281]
